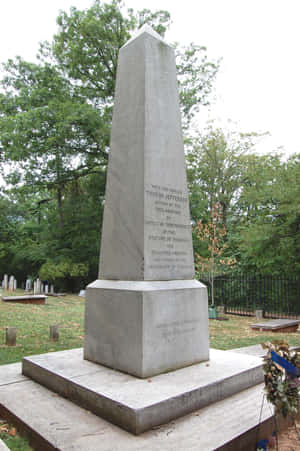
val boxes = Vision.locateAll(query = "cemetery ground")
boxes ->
[1,292,300,450]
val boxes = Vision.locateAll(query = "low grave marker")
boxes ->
[251,319,300,333]
[6,327,17,346]
[2,295,46,305]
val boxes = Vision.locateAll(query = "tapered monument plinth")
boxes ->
[84,25,209,378]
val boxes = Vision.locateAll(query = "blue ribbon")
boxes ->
[271,351,300,377]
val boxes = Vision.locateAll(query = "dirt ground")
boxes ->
[272,418,300,450]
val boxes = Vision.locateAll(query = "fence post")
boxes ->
[258,274,263,313]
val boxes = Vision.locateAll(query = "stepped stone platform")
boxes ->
[22,348,263,435]
[0,350,285,451]
[251,318,300,333]
[2,295,46,305]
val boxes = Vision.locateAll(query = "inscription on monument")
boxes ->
[156,318,201,339]
[145,184,193,275]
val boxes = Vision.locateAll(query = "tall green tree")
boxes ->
[186,126,264,228]
[0,0,219,288]
[235,153,300,274]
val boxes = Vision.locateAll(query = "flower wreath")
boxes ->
[262,340,300,418]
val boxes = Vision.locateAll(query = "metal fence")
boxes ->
[198,274,300,318]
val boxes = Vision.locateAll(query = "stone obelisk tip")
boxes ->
[122,23,166,48]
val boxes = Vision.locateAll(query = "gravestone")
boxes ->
[251,319,300,333]
[3,274,8,290]
[36,279,41,294]
[13,279,17,291]
[8,276,14,292]
[50,284,54,294]
[45,285,48,294]
[25,279,31,291]
[84,25,209,378]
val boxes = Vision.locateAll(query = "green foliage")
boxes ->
[0,426,32,451]
[39,260,88,282]
[234,153,300,274]
[188,125,300,276]
[0,0,219,289]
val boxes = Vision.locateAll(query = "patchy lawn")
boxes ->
[1,292,300,451]
[1,291,300,364]
[209,314,300,350]
[0,290,84,365]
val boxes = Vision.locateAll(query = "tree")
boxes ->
[0,0,219,288]
[51,0,218,128]
[195,203,236,305]
[235,153,300,274]
[0,60,107,230]
[186,126,265,228]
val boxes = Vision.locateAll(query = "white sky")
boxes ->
[1,0,299,157]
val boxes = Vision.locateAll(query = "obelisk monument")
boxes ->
[84,25,209,378]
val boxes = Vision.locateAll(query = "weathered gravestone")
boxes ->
[3,274,8,290]
[25,279,31,291]
[84,24,209,378]
[8,276,14,292]
[34,278,41,295]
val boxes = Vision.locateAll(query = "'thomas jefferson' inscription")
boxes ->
[145,184,195,280]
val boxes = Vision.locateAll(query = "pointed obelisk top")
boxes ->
[99,17,195,281]
[122,24,167,48]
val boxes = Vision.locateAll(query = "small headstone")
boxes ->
[78,290,86,297]
[13,279,17,291]
[45,285,48,294]
[50,284,54,294]
[255,309,264,319]
[36,279,41,294]
[8,276,14,292]
[25,279,31,291]
[3,274,8,290]
[50,325,59,342]
[217,306,225,315]
[6,327,17,346]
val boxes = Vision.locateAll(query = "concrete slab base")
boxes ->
[22,348,263,435]
[0,361,282,451]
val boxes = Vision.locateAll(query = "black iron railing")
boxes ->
[198,274,300,318]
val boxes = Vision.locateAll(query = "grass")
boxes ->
[1,290,300,450]
[209,314,300,350]
[0,289,85,365]
[0,422,31,451]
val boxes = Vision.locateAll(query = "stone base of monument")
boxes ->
[84,279,209,378]
[22,347,263,435]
